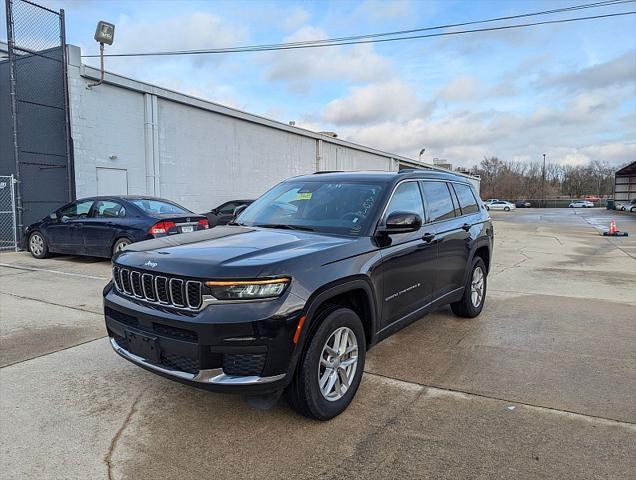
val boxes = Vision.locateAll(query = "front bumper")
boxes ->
[110,338,285,386]
[104,285,303,394]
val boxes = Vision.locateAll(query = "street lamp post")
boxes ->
[541,153,546,208]
[418,148,426,163]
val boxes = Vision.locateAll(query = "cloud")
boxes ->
[323,80,432,125]
[538,49,636,90]
[263,26,392,92]
[332,86,634,167]
[283,7,311,31]
[439,75,482,102]
[109,11,248,64]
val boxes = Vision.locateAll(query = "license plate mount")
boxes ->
[125,330,160,362]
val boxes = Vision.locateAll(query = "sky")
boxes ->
[2,0,635,168]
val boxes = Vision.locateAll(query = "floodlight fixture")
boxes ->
[94,21,115,45]
[88,21,115,88]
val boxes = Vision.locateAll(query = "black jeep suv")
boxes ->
[104,170,493,420]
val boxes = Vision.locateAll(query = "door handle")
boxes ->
[422,232,436,243]
[461,223,471,232]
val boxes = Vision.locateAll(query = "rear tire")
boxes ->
[28,231,50,259]
[285,306,366,421]
[451,257,487,318]
[112,238,132,257]
[504,206,510,211]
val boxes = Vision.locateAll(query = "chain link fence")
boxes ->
[2,0,73,248]
[0,176,18,251]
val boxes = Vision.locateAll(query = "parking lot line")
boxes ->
[366,372,636,429]
[0,262,109,280]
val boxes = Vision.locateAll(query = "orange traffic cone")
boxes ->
[603,218,628,236]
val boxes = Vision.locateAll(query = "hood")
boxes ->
[115,225,359,278]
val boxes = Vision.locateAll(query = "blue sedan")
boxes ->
[24,196,209,259]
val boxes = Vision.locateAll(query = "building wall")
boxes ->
[66,45,479,213]
[68,78,146,198]
[156,99,318,211]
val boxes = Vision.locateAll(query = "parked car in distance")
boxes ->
[584,195,600,202]
[486,200,515,211]
[204,199,253,227]
[568,200,594,208]
[105,170,493,420]
[24,196,208,259]
[616,199,636,212]
[515,200,532,208]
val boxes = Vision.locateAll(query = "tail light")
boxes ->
[198,218,209,229]
[149,221,176,236]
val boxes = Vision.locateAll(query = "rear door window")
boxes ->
[453,183,480,215]
[420,181,456,222]
[218,202,237,214]
[93,200,126,218]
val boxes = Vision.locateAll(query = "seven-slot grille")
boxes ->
[113,266,202,310]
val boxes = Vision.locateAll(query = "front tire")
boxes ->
[451,257,487,318]
[504,206,510,211]
[28,231,50,259]
[286,306,366,420]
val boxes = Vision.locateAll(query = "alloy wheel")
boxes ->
[471,266,484,308]
[318,326,359,402]
[116,240,129,251]
[30,234,44,256]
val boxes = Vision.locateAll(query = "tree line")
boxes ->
[472,157,617,200]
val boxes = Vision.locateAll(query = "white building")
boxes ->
[64,45,479,213]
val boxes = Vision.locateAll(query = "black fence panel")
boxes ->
[2,0,73,246]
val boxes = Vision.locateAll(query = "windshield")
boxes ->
[237,181,387,236]
[130,199,192,215]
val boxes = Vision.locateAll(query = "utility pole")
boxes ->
[541,153,546,208]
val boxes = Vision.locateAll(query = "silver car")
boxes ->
[486,200,516,211]
[616,199,636,212]
[568,200,594,208]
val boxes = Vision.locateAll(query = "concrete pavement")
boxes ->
[1,208,635,479]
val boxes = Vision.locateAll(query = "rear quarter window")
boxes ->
[453,183,480,215]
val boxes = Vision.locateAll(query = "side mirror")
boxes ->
[49,212,57,220]
[232,204,248,220]
[379,211,422,235]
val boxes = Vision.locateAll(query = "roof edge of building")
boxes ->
[69,44,478,181]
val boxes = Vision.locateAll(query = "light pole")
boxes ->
[541,153,546,208]
[418,148,426,163]
[88,20,115,88]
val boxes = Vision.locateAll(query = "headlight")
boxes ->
[205,278,290,300]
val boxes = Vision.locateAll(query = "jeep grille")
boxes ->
[112,266,203,310]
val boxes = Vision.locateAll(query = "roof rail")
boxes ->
[397,167,432,173]
[313,170,343,174]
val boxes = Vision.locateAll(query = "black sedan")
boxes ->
[204,199,253,227]
[24,196,208,259]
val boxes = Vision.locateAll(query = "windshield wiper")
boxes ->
[254,223,315,231]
